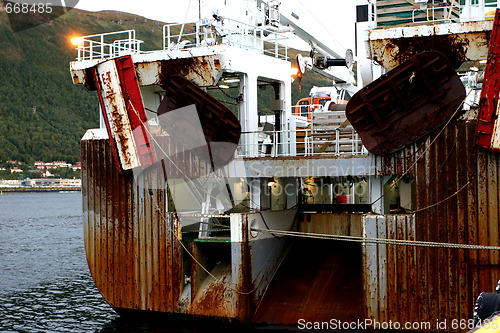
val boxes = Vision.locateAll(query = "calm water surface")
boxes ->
[0,192,283,333]
[0,192,119,332]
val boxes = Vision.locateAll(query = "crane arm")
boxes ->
[276,0,355,84]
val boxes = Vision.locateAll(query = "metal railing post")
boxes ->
[273,132,277,157]
[196,22,200,47]
[275,33,278,58]
[130,31,135,52]
[168,25,172,49]
[163,26,166,50]
[100,35,104,58]
[336,130,340,154]
[354,130,359,154]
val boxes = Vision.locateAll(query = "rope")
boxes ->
[177,213,232,218]
[170,213,283,295]
[122,69,489,298]
[418,124,467,188]
[127,100,232,206]
[127,100,285,295]
[182,228,230,234]
[215,86,240,106]
[130,99,268,213]
[251,228,500,251]
[370,70,483,206]
[409,180,470,214]
[258,211,286,239]
[389,140,426,160]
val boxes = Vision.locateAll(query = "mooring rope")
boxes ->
[370,71,483,206]
[251,227,500,251]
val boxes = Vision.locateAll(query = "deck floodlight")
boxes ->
[71,37,84,46]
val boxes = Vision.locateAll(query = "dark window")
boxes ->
[299,100,309,117]
[356,5,368,22]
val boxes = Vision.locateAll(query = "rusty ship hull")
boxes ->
[81,119,500,326]
[71,1,500,331]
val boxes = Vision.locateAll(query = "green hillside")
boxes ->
[0,8,331,164]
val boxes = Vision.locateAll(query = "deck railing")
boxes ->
[375,0,500,27]
[461,0,500,21]
[163,17,289,59]
[412,5,462,23]
[237,128,366,158]
[73,30,143,61]
[72,17,289,62]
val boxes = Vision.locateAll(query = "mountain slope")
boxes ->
[0,9,166,164]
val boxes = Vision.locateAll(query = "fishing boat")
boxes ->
[70,0,500,330]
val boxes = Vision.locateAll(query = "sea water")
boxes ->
[0,192,278,333]
[0,192,118,332]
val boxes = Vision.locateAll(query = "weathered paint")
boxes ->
[82,136,185,313]
[477,10,500,151]
[298,213,363,237]
[71,54,223,89]
[346,51,466,154]
[95,59,140,170]
[83,136,267,321]
[114,56,157,167]
[367,21,493,70]
[361,120,500,331]
[362,215,415,325]
[94,56,157,171]
[135,56,223,87]
[83,119,500,329]
[70,58,101,86]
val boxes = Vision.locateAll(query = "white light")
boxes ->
[224,79,240,83]
[219,85,230,89]
[71,37,84,46]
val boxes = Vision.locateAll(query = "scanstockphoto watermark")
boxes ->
[298,319,434,331]
[298,318,497,331]
[1,0,79,32]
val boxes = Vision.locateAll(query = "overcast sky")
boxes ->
[74,0,357,51]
